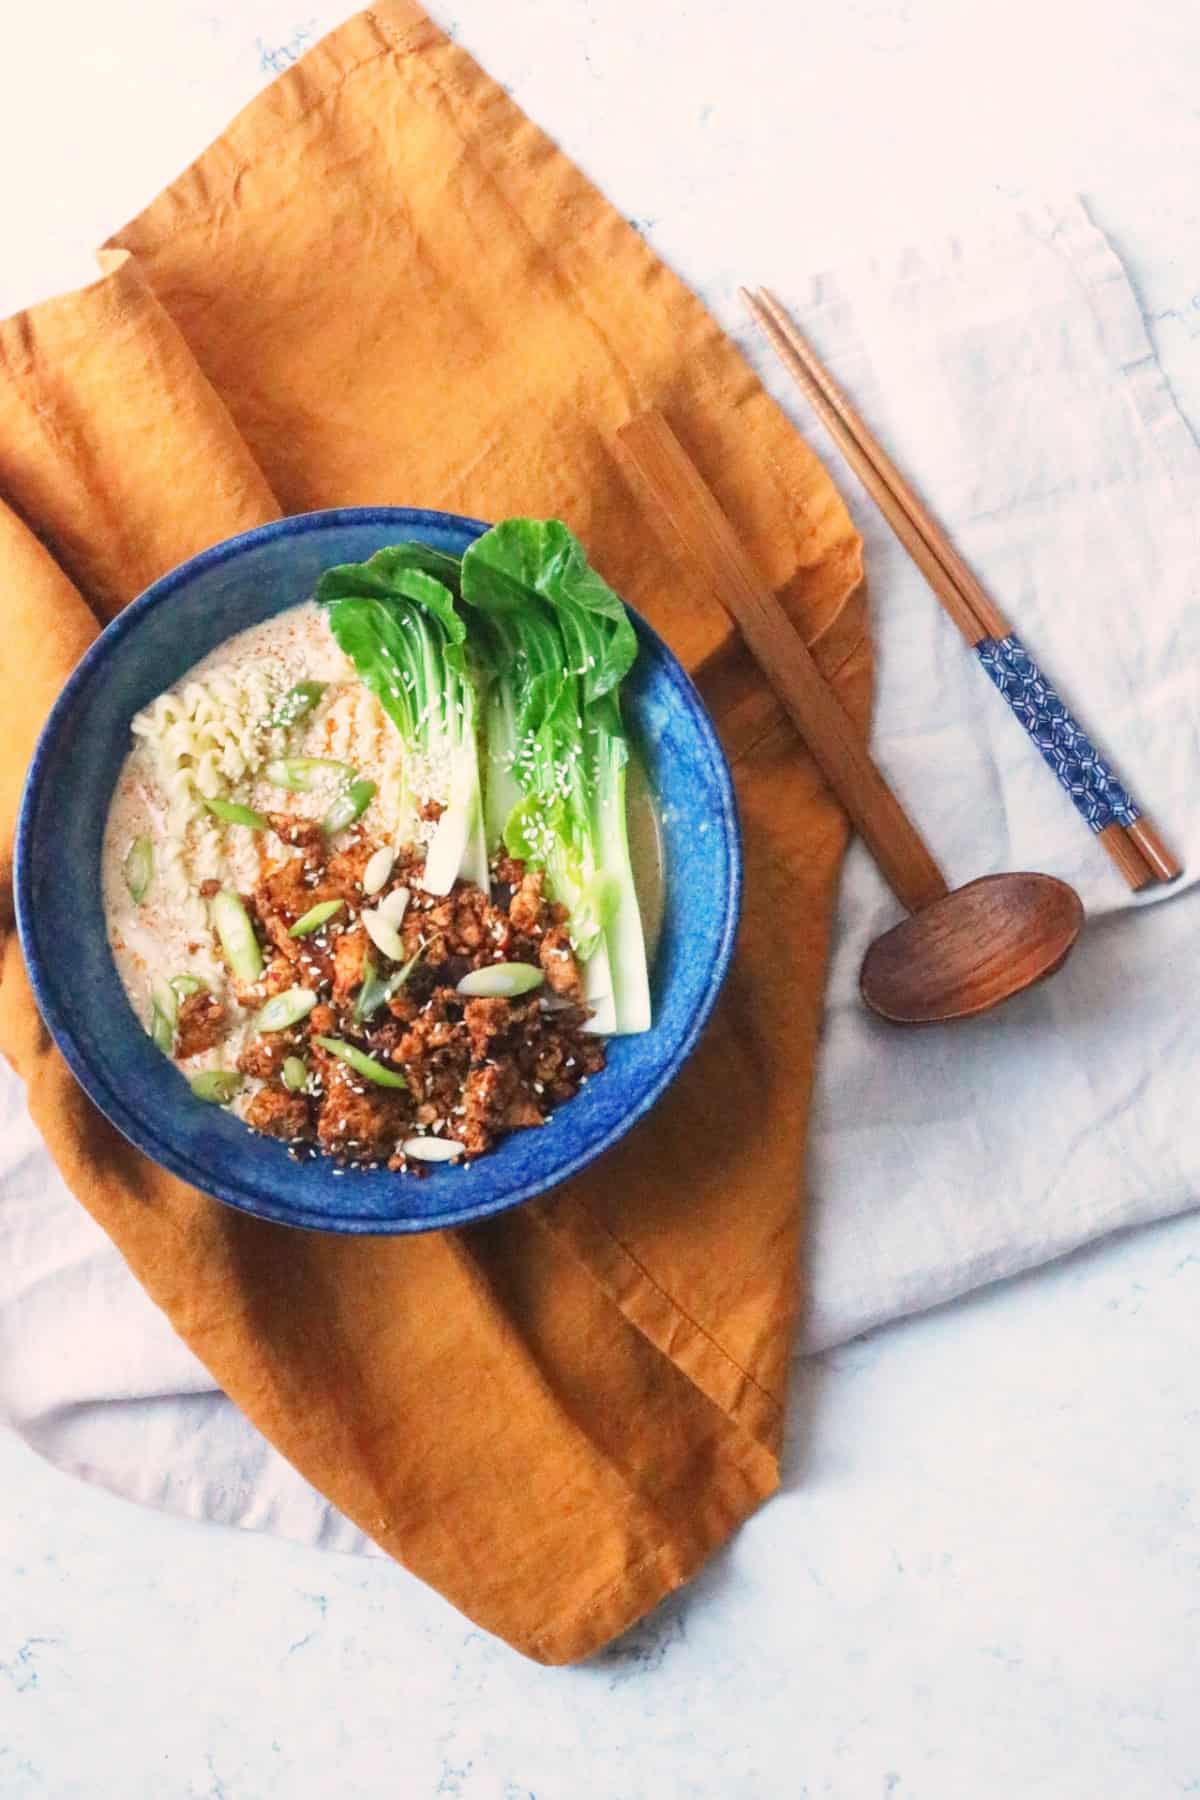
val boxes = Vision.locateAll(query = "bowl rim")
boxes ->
[14,506,743,1233]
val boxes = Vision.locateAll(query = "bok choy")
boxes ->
[315,523,652,1035]
[316,547,488,896]
[460,520,651,1036]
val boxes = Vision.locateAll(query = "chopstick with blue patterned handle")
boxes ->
[742,285,1181,891]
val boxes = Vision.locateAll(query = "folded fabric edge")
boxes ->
[0,505,102,908]
[533,1193,786,1451]
[12,1419,380,1560]
[799,1176,1200,1358]
[0,247,136,357]
[0,250,281,623]
[103,2,437,258]
[527,1431,779,1664]
[1049,197,1200,482]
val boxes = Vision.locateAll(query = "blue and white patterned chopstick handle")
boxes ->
[975,634,1141,833]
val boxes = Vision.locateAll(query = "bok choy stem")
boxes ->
[316,551,488,896]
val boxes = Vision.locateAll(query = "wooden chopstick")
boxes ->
[742,284,1181,891]
[1125,816,1182,884]
[747,286,1010,644]
[615,409,950,916]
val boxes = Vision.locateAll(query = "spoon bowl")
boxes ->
[859,872,1085,1025]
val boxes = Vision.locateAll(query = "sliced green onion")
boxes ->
[354,944,423,1023]
[253,987,318,1033]
[211,890,263,983]
[123,836,153,903]
[362,905,406,963]
[456,962,544,999]
[150,974,178,1029]
[402,1136,466,1163]
[149,969,182,1053]
[148,1004,174,1055]
[265,756,354,793]
[201,794,269,830]
[189,1070,243,1105]
[353,952,390,1024]
[377,885,411,925]
[289,898,344,937]
[268,680,326,729]
[322,777,376,837]
[170,974,208,1001]
[314,1036,407,1089]
[361,844,395,895]
[281,1056,309,1093]
[388,943,425,992]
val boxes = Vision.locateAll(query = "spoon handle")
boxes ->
[616,409,948,916]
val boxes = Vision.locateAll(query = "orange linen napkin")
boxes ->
[0,1,867,1662]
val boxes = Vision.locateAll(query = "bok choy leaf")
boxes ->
[316,552,488,895]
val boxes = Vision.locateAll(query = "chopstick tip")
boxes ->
[1126,816,1183,885]
[1098,821,1156,891]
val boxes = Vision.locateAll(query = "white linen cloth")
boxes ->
[797,197,1200,1349]
[1,197,1197,1544]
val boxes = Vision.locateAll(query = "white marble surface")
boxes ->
[2,0,1200,1793]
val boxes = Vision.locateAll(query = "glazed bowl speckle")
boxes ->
[15,508,742,1233]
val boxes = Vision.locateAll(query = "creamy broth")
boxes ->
[102,602,375,1097]
[102,599,664,1119]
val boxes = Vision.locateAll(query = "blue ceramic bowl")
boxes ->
[15,509,742,1234]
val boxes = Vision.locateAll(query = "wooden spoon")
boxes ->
[615,410,1085,1024]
